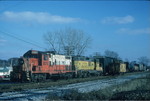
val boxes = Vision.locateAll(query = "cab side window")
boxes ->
[44,55,48,60]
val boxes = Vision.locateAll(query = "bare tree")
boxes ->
[43,31,61,53]
[93,52,101,57]
[43,27,92,56]
[125,58,129,62]
[104,50,120,59]
[138,56,150,66]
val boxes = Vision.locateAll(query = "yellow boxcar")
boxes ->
[95,62,103,71]
[120,63,126,73]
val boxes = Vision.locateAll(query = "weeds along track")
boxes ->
[62,72,150,93]
[0,72,149,101]
[0,88,54,100]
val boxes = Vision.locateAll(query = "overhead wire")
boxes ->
[0,29,45,49]
[0,25,45,47]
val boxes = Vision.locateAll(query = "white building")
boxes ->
[0,67,12,80]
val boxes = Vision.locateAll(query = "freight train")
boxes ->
[10,50,145,82]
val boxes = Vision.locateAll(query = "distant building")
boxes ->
[0,58,19,68]
[8,58,19,67]
[0,67,12,80]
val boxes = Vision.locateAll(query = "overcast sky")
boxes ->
[0,1,150,61]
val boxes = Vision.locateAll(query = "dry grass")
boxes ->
[0,72,146,93]
[0,75,111,93]
[46,72,150,100]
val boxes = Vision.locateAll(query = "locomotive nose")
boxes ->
[19,58,24,65]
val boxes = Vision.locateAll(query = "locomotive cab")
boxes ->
[11,50,50,82]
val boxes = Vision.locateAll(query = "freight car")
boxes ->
[119,62,127,74]
[72,56,103,77]
[95,56,120,75]
[139,64,146,71]
[124,62,129,72]
[129,61,142,72]
[10,50,75,82]
[134,64,139,71]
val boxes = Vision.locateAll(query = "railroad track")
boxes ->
[0,72,149,101]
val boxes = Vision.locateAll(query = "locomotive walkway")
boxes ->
[0,72,149,101]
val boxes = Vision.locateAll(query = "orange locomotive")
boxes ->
[10,50,75,82]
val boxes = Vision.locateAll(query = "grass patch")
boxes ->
[0,75,111,93]
[46,72,150,100]
[0,72,147,93]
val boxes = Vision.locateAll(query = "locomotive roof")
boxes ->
[72,56,94,61]
[23,50,71,57]
[23,50,56,55]
[94,56,116,59]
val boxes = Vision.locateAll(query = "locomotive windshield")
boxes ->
[18,58,24,65]
[23,54,38,58]
[23,50,39,58]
